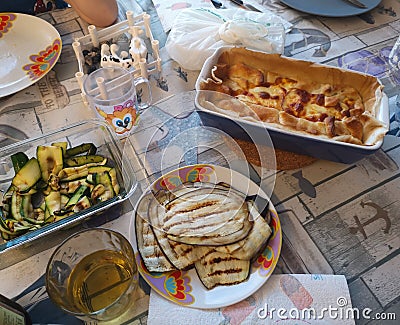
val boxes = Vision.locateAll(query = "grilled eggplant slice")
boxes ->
[135,192,176,272]
[148,191,205,270]
[214,201,272,260]
[161,187,253,245]
[164,181,239,203]
[136,192,176,273]
[136,182,273,290]
[137,216,177,273]
[194,250,250,290]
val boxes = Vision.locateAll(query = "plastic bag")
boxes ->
[165,8,288,71]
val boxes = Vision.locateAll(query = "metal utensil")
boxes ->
[211,0,225,8]
[343,0,367,8]
[230,160,270,219]
[230,0,263,12]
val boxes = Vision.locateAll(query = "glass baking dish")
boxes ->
[0,119,138,253]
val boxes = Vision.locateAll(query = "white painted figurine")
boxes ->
[100,43,133,69]
[129,36,148,65]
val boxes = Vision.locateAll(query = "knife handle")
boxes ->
[230,0,245,6]
[211,0,223,8]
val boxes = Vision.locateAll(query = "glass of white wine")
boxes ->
[45,228,138,323]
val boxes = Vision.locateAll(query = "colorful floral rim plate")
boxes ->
[0,13,62,97]
[130,164,282,309]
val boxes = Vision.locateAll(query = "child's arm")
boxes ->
[66,0,118,27]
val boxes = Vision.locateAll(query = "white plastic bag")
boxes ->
[165,8,287,71]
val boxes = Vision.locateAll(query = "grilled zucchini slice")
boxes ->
[12,158,41,193]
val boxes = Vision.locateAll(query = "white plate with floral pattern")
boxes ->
[0,13,62,97]
[131,164,282,309]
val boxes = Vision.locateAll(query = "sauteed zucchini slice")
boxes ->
[0,143,121,241]
[12,158,41,193]
[10,152,29,173]
[65,143,97,157]
[37,145,63,183]
[64,155,106,167]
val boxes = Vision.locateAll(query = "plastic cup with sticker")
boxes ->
[83,67,151,137]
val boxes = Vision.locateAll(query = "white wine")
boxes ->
[46,229,138,323]
[66,249,136,314]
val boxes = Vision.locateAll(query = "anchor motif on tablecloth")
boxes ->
[174,66,188,82]
[349,201,391,239]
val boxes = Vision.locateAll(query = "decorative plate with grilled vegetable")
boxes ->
[131,164,281,309]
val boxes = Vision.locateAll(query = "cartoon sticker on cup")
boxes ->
[95,99,138,136]
[83,67,151,137]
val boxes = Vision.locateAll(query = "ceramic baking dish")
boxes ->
[194,46,389,164]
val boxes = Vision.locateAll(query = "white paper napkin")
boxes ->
[148,274,356,324]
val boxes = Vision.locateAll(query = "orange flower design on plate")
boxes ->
[254,211,281,277]
[256,245,274,270]
[155,165,213,191]
[164,270,191,300]
[0,13,17,38]
[136,254,195,305]
[22,39,61,81]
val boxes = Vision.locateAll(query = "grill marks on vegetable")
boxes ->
[0,143,121,241]
[195,250,250,289]
[135,193,175,272]
[163,197,240,234]
[160,188,252,245]
[161,198,220,223]
[135,182,273,290]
